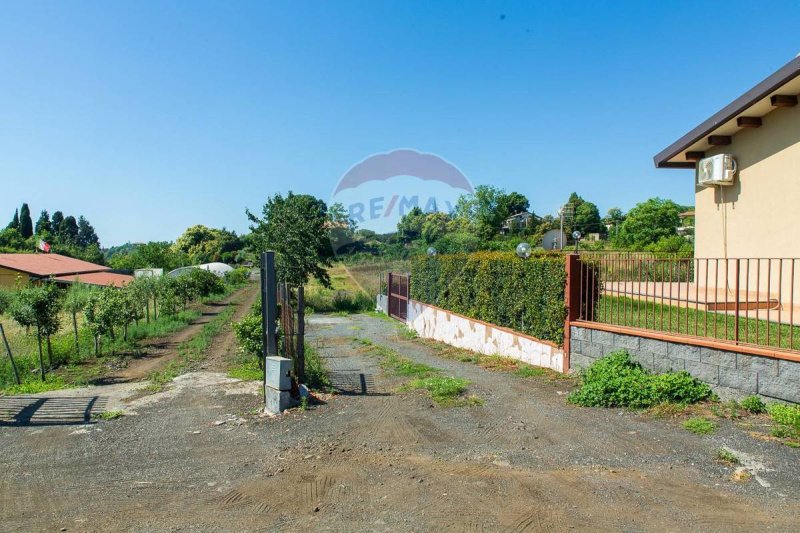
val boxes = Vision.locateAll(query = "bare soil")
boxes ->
[1,308,798,532]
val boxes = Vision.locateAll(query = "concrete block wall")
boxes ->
[570,326,800,404]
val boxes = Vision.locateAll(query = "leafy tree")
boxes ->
[247,192,334,287]
[35,210,52,235]
[497,191,530,218]
[397,207,426,243]
[8,284,62,379]
[613,198,682,249]
[7,209,19,231]
[0,228,25,250]
[84,288,125,353]
[453,186,530,240]
[174,225,242,264]
[77,216,100,247]
[18,203,33,238]
[421,212,450,244]
[51,211,64,236]
[573,201,604,235]
[328,202,357,254]
[108,241,186,271]
[604,207,625,239]
[59,215,80,244]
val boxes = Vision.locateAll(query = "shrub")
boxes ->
[740,395,767,414]
[568,351,713,408]
[185,269,225,298]
[411,251,567,344]
[768,404,800,429]
[225,267,250,287]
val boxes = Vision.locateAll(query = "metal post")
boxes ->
[261,251,278,363]
[296,285,305,383]
[734,259,740,344]
[0,323,21,385]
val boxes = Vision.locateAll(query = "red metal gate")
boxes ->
[388,272,409,321]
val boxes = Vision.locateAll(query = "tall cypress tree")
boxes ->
[18,203,33,238]
[7,209,19,230]
[51,211,64,241]
[77,216,100,247]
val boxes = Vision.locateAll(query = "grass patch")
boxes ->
[2,374,72,395]
[647,401,691,419]
[767,403,800,445]
[568,351,713,408]
[228,359,263,381]
[355,339,439,378]
[716,447,740,464]
[404,376,472,406]
[683,416,717,435]
[597,295,800,351]
[93,409,124,421]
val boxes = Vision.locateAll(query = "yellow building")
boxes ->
[654,56,800,317]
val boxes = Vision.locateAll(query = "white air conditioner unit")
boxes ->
[697,154,737,187]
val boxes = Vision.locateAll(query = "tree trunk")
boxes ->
[146,300,150,323]
[36,325,45,382]
[124,323,128,342]
[72,311,80,356]
[153,297,158,320]
[94,335,99,355]
[0,324,21,385]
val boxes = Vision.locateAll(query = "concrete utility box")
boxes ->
[266,356,292,391]
[265,389,293,415]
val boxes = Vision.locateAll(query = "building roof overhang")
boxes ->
[654,56,800,169]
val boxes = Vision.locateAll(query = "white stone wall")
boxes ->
[406,300,565,373]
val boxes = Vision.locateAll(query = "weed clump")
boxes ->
[568,351,713,408]
[683,416,717,435]
[405,376,471,406]
[740,395,767,414]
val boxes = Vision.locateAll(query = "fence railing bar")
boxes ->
[767,259,772,347]
[778,258,783,349]
[791,259,795,350]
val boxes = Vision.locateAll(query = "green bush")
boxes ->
[740,395,767,414]
[568,351,713,408]
[411,251,567,344]
[768,403,800,429]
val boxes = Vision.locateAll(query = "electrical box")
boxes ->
[697,154,737,187]
[265,356,292,391]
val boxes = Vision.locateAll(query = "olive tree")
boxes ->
[8,284,62,380]
[64,283,93,356]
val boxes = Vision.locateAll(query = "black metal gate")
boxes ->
[388,272,409,321]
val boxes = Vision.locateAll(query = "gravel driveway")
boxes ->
[1,311,798,532]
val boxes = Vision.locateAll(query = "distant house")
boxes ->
[500,212,538,234]
[677,210,695,240]
[0,253,133,289]
[654,56,800,259]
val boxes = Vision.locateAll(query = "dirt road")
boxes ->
[1,310,798,531]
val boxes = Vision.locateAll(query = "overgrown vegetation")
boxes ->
[411,251,567,344]
[568,351,713,408]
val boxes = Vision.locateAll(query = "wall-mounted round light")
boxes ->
[515,242,531,259]
[427,247,438,257]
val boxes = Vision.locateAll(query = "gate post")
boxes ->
[563,254,582,373]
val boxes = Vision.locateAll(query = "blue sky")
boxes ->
[2,1,799,245]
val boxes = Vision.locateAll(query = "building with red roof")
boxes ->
[0,253,133,288]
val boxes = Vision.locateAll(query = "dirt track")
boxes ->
[1,309,799,532]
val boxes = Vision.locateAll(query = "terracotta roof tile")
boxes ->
[0,253,110,277]
[52,272,134,288]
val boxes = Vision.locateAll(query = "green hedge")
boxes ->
[410,251,567,345]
